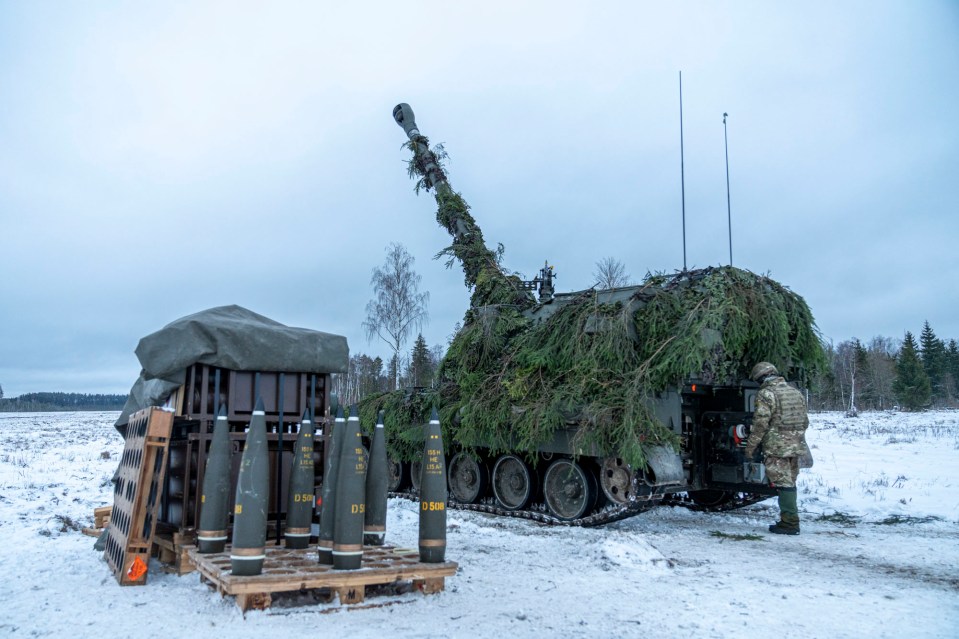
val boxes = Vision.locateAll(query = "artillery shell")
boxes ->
[317,407,344,565]
[197,405,232,554]
[285,409,315,550]
[419,407,447,563]
[363,410,388,546]
[230,397,269,576]
[332,405,367,570]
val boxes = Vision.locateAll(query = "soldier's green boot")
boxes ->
[769,487,800,535]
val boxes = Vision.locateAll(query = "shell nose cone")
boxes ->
[335,406,345,420]
[217,404,227,418]
[301,408,311,423]
[430,406,439,421]
[377,409,385,425]
[254,396,265,411]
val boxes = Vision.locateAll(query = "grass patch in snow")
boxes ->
[874,514,944,526]
[0,452,36,467]
[799,473,841,497]
[55,514,83,532]
[709,530,766,542]
[815,512,861,527]
[38,514,84,537]
[884,435,916,445]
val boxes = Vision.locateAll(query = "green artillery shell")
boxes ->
[197,405,232,554]
[285,409,315,550]
[363,410,388,546]
[419,407,447,563]
[231,397,269,576]
[333,405,367,570]
[317,407,344,565]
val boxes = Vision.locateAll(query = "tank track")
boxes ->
[390,491,664,527]
[389,490,769,524]
[661,491,771,512]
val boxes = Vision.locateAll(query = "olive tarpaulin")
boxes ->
[115,305,349,430]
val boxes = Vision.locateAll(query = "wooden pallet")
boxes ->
[83,505,114,538]
[103,407,174,586]
[187,545,457,611]
[94,506,113,528]
[153,530,197,575]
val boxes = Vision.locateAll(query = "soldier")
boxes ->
[744,361,809,535]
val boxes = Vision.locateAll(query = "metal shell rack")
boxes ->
[158,365,331,542]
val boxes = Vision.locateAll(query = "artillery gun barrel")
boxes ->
[393,103,460,236]
[393,103,534,309]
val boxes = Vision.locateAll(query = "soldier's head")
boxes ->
[750,361,779,383]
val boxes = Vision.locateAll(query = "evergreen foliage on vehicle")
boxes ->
[404,138,535,310]
[363,134,827,469]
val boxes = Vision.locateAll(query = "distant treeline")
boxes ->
[0,392,127,412]
[808,321,958,412]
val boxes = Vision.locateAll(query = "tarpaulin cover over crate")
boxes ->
[116,305,349,430]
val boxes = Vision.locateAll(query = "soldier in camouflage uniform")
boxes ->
[744,362,809,535]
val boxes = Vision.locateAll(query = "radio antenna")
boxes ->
[723,111,733,266]
[679,71,687,272]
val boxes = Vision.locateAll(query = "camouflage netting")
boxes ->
[405,138,535,310]
[361,138,827,469]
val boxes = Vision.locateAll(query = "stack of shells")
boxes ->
[196,399,447,575]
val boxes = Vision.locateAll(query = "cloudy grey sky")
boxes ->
[1,1,957,397]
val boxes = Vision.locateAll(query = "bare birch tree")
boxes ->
[363,242,429,390]
[593,257,631,289]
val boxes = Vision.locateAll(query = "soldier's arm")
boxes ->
[745,389,775,457]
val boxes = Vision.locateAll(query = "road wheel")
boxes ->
[448,452,488,504]
[492,454,536,510]
[543,459,598,521]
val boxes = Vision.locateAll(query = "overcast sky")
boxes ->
[1,2,957,397]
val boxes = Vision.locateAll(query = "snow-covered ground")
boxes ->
[0,410,956,638]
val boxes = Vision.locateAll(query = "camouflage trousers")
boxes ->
[764,456,800,488]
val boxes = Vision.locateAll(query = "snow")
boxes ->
[1,410,957,638]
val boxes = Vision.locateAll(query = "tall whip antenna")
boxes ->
[679,71,687,272]
[723,112,733,266]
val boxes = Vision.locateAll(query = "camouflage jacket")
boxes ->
[745,376,809,458]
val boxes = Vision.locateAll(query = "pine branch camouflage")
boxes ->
[369,105,828,469]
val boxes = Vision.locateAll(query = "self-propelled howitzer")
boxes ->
[372,103,826,526]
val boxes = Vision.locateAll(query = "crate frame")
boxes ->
[104,407,174,586]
